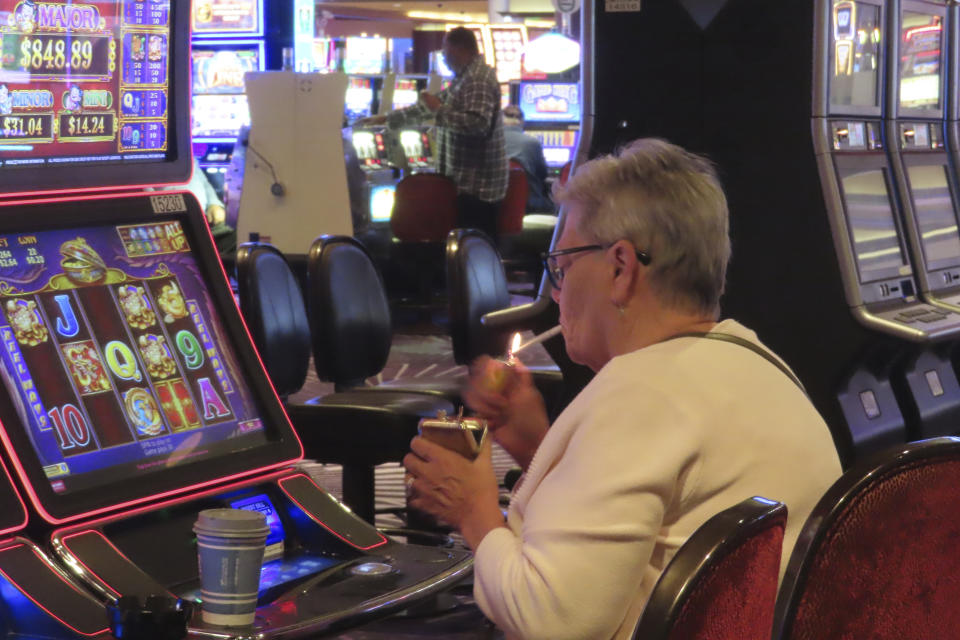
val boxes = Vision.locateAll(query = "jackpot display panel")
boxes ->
[191,0,262,38]
[0,0,191,193]
[518,82,581,123]
[0,193,301,524]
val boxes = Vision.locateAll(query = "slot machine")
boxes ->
[0,2,472,638]
[517,81,580,179]
[189,41,264,201]
[880,0,960,438]
[189,0,266,202]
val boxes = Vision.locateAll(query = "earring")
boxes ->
[617,304,626,316]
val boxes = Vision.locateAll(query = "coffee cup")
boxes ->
[193,508,269,627]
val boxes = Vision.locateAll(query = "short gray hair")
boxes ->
[553,138,730,315]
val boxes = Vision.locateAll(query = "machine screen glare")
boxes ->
[842,168,907,282]
[909,164,960,269]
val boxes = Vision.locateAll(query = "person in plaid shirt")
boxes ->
[363,27,508,241]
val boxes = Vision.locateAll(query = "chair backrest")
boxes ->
[558,161,572,185]
[773,436,960,640]
[391,173,458,242]
[307,235,392,389]
[446,228,512,365]
[498,160,529,235]
[234,242,310,397]
[632,497,786,640]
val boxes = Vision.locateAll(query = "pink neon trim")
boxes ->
[278,474,388,551]
[0,542,110,636]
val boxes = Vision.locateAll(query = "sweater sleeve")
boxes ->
[472,374,701,640]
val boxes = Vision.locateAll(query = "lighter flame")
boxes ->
[510,333,522,357]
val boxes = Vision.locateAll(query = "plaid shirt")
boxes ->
[387,57,508,202]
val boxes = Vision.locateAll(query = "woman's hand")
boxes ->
[464,357,550,471]
[403,436,504,549]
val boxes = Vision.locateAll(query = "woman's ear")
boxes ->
[608,240,642,305]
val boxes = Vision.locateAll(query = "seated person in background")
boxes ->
[502,105,554,213]
[160,157,236,257]
[403,138,842,640]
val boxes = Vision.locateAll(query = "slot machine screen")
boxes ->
[0,194,300,522]
[392,79,418,110]
[191,45,261,96]
[840,168,908,283]
[369,184,395,222]
[898,12,942,111]
[907,164,960,271]
[351,130,384,169]
[518,83,580,123]
[192,0,262,38]
[529,129,578,169]
[398,129,430,165]
[344,77,373,123]
[0,0,191,194]
[343,38,385,75]
[191,94,250,141]
[829,1,882,110]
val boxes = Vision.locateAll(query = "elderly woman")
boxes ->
[403,139,841,640]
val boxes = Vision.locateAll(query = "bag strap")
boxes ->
[667,332,808,396]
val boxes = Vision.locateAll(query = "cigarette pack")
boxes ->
[418,409,488,460]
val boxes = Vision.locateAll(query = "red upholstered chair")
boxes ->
[389,173,458,313]
[498,160,529,236]
[773,436,960,640]
[390,172,458,242]
[632,496,786,640]
[558,160,572,185]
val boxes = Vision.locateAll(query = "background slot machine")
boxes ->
[518,81,580,179]
[880,0,960,440]
[189,0,265,202]
[0,1,473,637]
[190,40,264,200]
[488,24,527,106]
[344,76,375,124]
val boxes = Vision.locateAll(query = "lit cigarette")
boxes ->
[510,325,563,356]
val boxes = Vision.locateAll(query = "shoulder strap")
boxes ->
[667,332,808,396]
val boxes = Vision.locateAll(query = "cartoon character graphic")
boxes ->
[0,85,12,116]
[12,0,36,34]
[117,284,156,329]
[147,35,164,62]
[157,282,188,323]
[63,86,82,112]
[124,387,163,437]
[62,342,111,394]
[138,334,176,380]
[4,299,48,346]
[130,35,145,61]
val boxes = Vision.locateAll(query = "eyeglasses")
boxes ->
[541,244,652,290]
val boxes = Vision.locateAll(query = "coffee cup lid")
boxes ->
[194,508,268,536]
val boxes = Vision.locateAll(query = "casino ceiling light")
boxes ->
[407,10,490,22]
